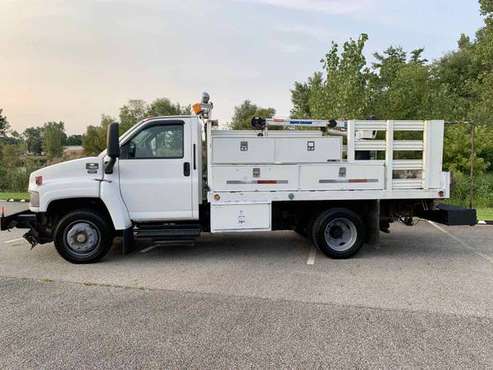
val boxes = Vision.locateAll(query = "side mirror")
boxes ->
[107,122,120,158]
[105,122,120,174]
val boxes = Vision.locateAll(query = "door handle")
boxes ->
[183,162,191,177]
[193,144,197,170]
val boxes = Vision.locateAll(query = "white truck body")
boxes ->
[27,116,448,232]
[2,101,475,263]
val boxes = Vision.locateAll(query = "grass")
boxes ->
[0,192,30,201]
[477,208,493,221]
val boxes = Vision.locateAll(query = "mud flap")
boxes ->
[365,200,380,245]
[121,226,136,255]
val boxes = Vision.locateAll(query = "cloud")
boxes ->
[275,24,343,43]
[237,0,374,14]
[277,43,305,53]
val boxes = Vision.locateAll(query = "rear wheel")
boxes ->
[54,209,114,264]
[311,208,365,259]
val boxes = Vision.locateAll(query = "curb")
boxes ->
[478,220,493,225]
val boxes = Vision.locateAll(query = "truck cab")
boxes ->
[106,116,203,223]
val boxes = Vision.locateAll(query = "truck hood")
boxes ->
[30,157,104,186]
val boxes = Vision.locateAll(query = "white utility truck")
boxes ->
[1,93,476,263]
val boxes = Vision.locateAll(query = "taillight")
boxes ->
[35,176,43,186]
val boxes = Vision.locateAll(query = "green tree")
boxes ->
[230,100,275,130]
[0,144,26,191]
[43,121,67,160]
[82,115,114,155]
[0,108,9,138]
[119,100,147,133]
[480,0,493,15]
[290,80,312,118]
[2,143,23,168]
[288,3,493,207]
[65,134,83,146]
[147,98,190,117]
[292,34,371,121]
[320,34,370,119]
[118,98,190,134]
[369,47,441,120]
[432,3,493,173]
[433,35,480,122]
[23,127,43,155]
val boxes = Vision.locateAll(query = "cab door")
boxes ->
[118,119,193,221]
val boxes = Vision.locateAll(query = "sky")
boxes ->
[0,0,485,134]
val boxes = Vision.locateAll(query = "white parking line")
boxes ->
[307,245,317,265]
[140,245,158,254]
[428,221,493,265]
[4,238,25,244]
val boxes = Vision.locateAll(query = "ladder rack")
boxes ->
[346,120,444,191]
[263,118,444,190]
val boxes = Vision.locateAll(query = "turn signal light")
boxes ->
[35,176,43,186]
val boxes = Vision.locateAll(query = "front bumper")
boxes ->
[1,210,52,246]
[1,210,37,231]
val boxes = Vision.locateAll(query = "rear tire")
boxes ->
[311,208,365,259]
[54,209,114,264]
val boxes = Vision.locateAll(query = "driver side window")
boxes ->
[125,123,184,159]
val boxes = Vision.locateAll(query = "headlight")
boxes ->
[30,191,40,207]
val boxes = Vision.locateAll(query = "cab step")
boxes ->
[133,223,201,241]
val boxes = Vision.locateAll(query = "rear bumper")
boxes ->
[418,204,477,226]
[1,210,52,246]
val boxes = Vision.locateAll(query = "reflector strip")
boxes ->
[227,180,288,185]
[319,179,378,184]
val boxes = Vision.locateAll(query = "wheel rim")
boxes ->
[65,221,100,255]
[324,218,357,252]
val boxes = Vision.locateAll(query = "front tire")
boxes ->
[311,208,365,259]
[54,209,114,264]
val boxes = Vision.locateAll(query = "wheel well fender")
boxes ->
[47,198,116,230]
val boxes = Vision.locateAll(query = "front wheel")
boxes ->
[311,208,366,259]
[54,210,114,264]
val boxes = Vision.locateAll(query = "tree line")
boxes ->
[287,0,493,207]
[0,110,83,192]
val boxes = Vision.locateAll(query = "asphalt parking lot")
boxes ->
[1,201,492,368]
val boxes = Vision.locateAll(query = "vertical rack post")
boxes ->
[422,120,432,190]
[206,120,213,190]
[385,120,394,191]
[346,121,355,162]
[469,122,475,209]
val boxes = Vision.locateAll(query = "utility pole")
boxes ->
[469,122,475,209]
